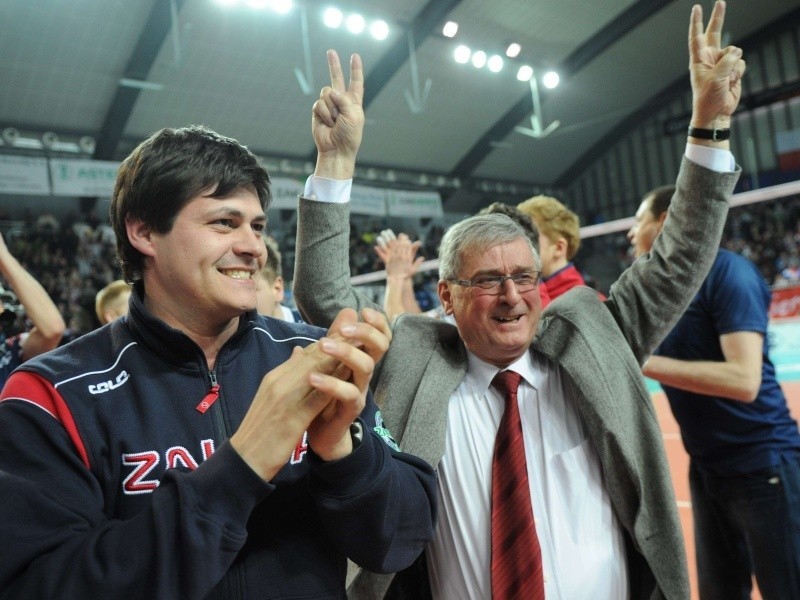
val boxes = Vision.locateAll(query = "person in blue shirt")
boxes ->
[628,183,800,599]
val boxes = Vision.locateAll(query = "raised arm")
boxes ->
[603,0,745,360]
[294,50,382,327]
[0,233,65,360]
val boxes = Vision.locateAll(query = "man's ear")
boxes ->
[273,275,286,303]
[554,236,569,260]
[126,218,156,258]
[438,280,454,315]
[657,211,668,234]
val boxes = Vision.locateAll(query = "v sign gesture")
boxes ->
[688,1,746,141]
[312,50,365,180]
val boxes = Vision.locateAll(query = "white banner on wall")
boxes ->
[350,183,387,216]
[268,176,305,210]
[386,189,443,218]
[0,155,50,195]
[50,159,119,197]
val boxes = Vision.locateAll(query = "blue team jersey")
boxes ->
[656,249,800,474]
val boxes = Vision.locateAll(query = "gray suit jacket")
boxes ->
[294,158,740,600]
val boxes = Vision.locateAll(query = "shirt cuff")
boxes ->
[303,175,353,204]
[685,143,735,173]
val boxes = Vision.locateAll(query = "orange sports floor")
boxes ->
[655,381,800,600]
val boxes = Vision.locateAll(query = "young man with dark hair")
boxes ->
[0,113,436,597]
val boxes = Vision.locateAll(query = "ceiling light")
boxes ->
[442,21,458,38]
[346,13,365,34]
[454,45,471,64]
[370,20,389,40]
[487,55,503,73]
[471,51,487,69]
[269,0,292,13]
[542,70,560,89]
[2,128,19,145]
[516,65,533,81]
[323,7,343,28]
[42,132,59,149]
[506,43,521,58]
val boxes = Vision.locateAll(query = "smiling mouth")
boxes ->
[494,315,522,323]
[218,268,252,280]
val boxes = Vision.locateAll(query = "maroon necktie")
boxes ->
[490,370,545,600]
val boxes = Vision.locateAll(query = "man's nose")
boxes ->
[498,277,522,300]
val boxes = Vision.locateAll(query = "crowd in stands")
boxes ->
[607,194,800,289]
[0,210,121,341]
[1,193,799,343]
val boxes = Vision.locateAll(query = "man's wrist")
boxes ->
[314,151,357,180]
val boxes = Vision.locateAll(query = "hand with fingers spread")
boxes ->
[688,1,746,134]
[312,50,365,180]
[374,230,425,282]
[374,230,425,321]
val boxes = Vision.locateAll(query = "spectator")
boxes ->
[0,231,65,387]
[517,194,604,300]
[630,184,800,599]
[255,235,303,323]
[94,279,131,326]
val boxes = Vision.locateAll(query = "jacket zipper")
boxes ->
[200,368,245,598]
[196,370,220,414]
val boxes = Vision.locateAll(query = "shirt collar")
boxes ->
[465,349,538,396]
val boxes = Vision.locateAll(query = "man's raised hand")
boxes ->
[689,1,746,130]
[312,50,365,179]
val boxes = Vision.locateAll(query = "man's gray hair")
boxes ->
[438,213,541,281]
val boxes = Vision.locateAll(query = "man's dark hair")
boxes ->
[110,125,271,282]
[478,202,540,251]
[647,185,675,219]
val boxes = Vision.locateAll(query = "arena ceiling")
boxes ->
[1,0,799,214]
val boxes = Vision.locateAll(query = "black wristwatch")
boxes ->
[687,126,731,141]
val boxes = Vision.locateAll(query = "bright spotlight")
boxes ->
[454,45,471,64]
[442,21,458,38]
[487,55,503,73]
[516,65,533,81]
[471,51,487,69]
[542,70,560,89]
[346,13,366,34]
[270,0,292,13]
[505,43,521,58]
[370,20,389,40]
[246,0,270,8]
[323,7,343,28]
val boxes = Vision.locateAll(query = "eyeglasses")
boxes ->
[449,271,541,294]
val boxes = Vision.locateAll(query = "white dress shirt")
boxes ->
[426,350,629,600]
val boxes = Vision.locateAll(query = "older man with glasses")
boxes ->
[295,2,745,598]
